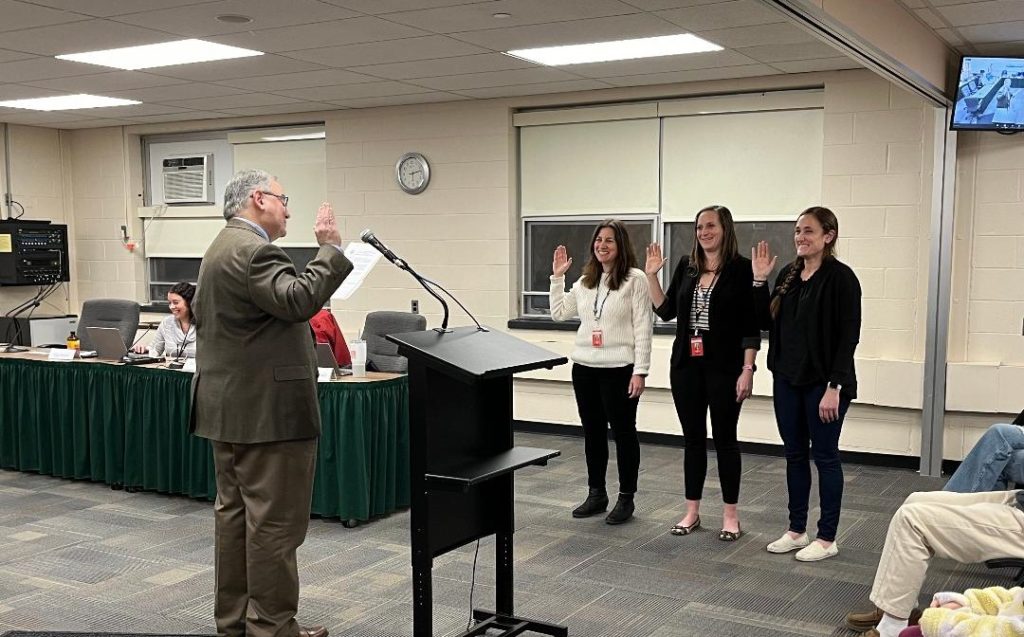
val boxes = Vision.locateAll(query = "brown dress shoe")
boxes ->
[845,607,922,632]
[298,626,328,637]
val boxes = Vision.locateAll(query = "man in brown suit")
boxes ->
[190,169,352,637]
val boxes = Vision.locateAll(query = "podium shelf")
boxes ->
[425,446,560,491]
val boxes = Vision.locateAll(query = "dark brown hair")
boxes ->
[581,219,638,291]
[168,281,196,320]
[769,206,840,319]
[687,204,739,276]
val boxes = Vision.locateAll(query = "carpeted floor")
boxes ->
[0,432,997,636]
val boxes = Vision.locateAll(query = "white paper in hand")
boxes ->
[332,242,382,300]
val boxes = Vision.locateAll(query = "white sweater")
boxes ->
[549,268,653,375]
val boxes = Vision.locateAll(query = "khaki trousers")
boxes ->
[870,489,1024,618]
[211,438,318,637]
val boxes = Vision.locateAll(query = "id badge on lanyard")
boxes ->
[592,329,603,348]
[689,333,704,357]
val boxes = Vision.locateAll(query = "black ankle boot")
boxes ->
[572,488,609,518]
[605,494,635,525]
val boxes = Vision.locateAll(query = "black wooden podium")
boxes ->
[387,326,569,637]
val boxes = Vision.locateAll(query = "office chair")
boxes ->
[78,299,141,352]
[362,310,426,373]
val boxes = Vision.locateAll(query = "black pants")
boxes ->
[670,361,742,504]
[773,376,850,542]
[571,363,640,494]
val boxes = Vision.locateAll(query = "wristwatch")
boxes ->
[827,381,842,392]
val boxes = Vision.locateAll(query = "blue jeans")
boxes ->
[944,423,1024,492]
[773,377,850,542]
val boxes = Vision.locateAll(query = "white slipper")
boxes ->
[766,531,811,553]
[795,540,839,561]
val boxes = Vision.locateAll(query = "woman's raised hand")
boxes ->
[752,240,777,282]
[645,243,665,276]
[552,245,572,277]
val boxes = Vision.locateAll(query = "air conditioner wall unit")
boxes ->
[162,154,214,204]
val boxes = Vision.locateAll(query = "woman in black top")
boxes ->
[646,205,760,541]
[752,206,861,562]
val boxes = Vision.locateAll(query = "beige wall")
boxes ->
[1,67,1016,461]
[0,125,74,317]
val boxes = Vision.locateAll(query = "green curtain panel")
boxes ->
[0,358,409,522]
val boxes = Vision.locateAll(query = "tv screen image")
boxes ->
[950,55,1024,131]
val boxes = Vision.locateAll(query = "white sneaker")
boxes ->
[766,532,811,553]
[795,540,839,561]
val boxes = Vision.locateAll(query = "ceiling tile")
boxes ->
[972,41,1024,55]
[207,102,342,116]
[897,0,928,8]
[958,21,1024,44]
[450,12,680,50]
[0,49,38,64]
[695,22,818,48]
[56,118,139,128]
[108,82,247,102]
[655,0,784,31]
[770,57,862,73]
[0,57,108,82]
[934,28,966,46]
[23,71,187,93]
[451,78,611,98]
[213,69,377,91]
[121,110,239,123]
[913,8,948,29]
[736,41,846,63]
[382,0,639,34]
[621,0,733,8]
[144,54,326,82]
[558,49,757,78]
[0,107,85,124]
[284,35,488,67]
[319,0,486,14]
[0,19,176,56]
[161,92,304,110]
[331,92,465,108]
[350,53,532,80]
[0,83,64,100]
[111,0,361,36]
[413,67,582,90]
[285,81,438,101]
[0,0,88,33]
[207,17,430,54]
[600,62,779,86]
[23,0,217,18]
[935,0,1024,27]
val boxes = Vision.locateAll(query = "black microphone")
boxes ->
[360,229,402,266]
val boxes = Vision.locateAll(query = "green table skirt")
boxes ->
[0,358,409,522]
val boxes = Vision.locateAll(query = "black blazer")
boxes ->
[654,255,761,373]
[754,256,862,399]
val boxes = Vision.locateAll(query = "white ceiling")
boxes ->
[0,0,1016,128]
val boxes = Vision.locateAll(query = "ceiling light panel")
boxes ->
[0,94,142,111]
[56,39,263,70]
[507,34,722,66]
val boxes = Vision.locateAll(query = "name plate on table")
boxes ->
[48,349,76,362]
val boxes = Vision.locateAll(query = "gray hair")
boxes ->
[223,169,272,220]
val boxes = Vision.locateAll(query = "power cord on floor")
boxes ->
[466,539,481,631]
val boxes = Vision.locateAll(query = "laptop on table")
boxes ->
[86,327,163,365]
[315,342,351,379]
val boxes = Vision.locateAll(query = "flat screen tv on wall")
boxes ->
[950,55,1024,131]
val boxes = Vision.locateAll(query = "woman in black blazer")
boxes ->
[646,205,760,541]
[752,206,862,562]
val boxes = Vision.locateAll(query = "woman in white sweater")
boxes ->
[549,219,653,524]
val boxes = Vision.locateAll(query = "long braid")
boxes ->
[769,257,804,319]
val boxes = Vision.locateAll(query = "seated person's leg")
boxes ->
[944,423,1024,493]
[848,490,1024,637]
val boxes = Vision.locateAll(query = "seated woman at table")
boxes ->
[133,282,196,359]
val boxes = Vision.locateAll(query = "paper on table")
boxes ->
[332,242,383,300]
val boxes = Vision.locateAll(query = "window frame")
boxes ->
[520,214,661,318]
